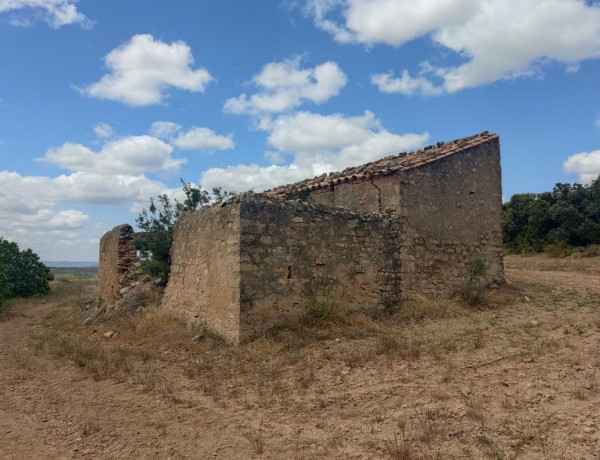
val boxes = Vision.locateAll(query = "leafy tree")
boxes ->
[0,237,53,308]
[135,181,235,283]
[503,175,600,253]
[0,262,10,308]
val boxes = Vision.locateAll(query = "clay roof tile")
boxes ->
[264,132,497,197]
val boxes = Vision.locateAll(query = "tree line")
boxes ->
[503,175,600,254]
[0,238,53,308]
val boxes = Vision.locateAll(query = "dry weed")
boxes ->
[375,333,422,361]
[242,419,266,455]
[384,419,418,460]
[397,296,465,323]
[465,396,485,422]
[81,418,100,436]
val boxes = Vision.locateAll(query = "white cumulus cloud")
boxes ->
[148,121,235,153]
[224,57,347,115]
[0,164,184,261]
[0,170,171,211]
[305,0,478,46]
[40,135,184,175]
[79,34,213,106]
[16,209,89,229]
[306,0,600,95]
[201,110,428,191]
[173,127,234,153]
[564,150,600,184]
[0,0,91,28]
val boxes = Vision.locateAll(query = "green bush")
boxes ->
[543,241,574,258]
[0,238,53,308]
[459,253,490,307]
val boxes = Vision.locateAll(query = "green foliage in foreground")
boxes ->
[503,176,600,254]
[135,180,235,284]
[0,238,54,308]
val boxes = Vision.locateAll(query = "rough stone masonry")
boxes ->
[99,132,504,343]
[98,224,137,305]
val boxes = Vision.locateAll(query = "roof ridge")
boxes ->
[264,131,497,198]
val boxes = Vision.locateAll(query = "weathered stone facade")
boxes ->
[159,132,504,343]
[238,197,403,338]
[265,132,504,296]
[162,194,403,342]
[161,202,241,343]
[99,132,503,343]
[98,224,137,305]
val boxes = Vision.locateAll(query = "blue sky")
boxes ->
[0,0,599,261]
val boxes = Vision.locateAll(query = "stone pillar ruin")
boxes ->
[98,224,137,305]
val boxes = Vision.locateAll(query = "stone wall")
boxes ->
[238,194,401,341]
[98,224,137,305]
[274,135,504,298]
[306,174,400,214]
[163,194,403,343]
[161,202,241,343]
[398,136,504,297]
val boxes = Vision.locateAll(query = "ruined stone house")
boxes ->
[99,132,504,343]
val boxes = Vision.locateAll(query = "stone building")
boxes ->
[99,132,504,343]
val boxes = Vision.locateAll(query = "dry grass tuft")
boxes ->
[396,296,466,323]
[242,419,266,455]
[375,333,422,361]
[384,420,418,460]
[81,418,100,436]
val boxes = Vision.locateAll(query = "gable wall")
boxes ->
[305,173,401,214]
[398,138,504,296]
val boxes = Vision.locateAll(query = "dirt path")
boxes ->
[0,299,254,459]
[1,256,600,459]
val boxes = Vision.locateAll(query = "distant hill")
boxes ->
[48,266,98,278]
[44,261,98,267]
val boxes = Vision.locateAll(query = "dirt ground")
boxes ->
[1,254,599,459]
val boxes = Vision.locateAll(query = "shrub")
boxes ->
[0,238,53,308]
[543,241,575,258]
[577,244,600,258]
[459,253,490,307]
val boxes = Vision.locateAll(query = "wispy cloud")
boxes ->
[0,0,92,28]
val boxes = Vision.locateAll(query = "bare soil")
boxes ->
[1,255,599,459]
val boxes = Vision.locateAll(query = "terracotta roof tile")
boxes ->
[264,132,498,198]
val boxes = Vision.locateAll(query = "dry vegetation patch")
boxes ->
[3,254,598,458]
